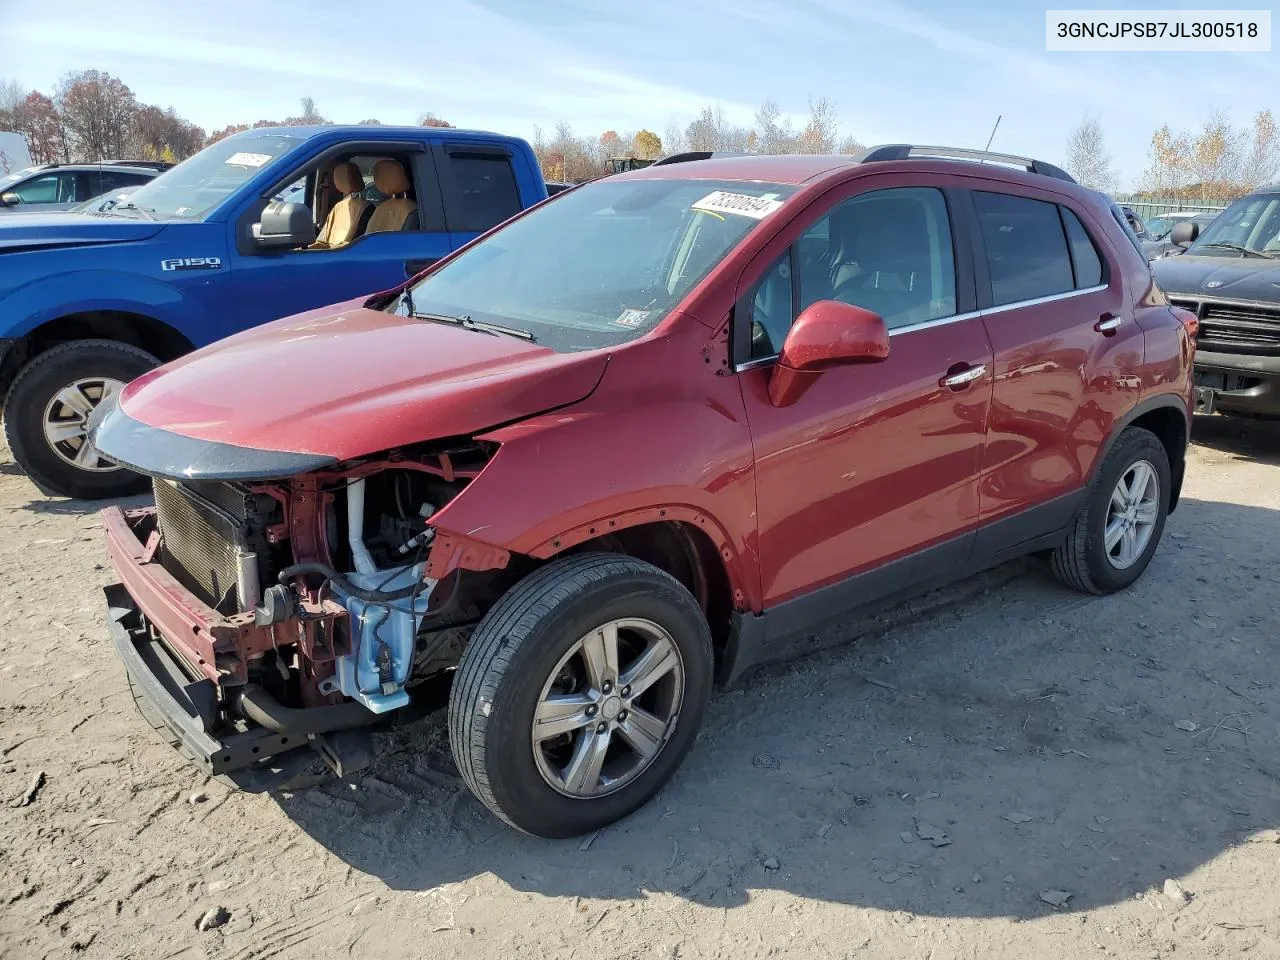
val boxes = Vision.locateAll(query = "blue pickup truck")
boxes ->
[0,125,548,498]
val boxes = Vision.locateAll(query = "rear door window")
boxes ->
[974,192,1074,306]
[438,147,522,233]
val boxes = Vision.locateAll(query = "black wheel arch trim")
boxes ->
[1091,393,1191,513]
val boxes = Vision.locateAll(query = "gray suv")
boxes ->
[0,161,169,214]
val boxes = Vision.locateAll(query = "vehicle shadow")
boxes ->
[272,493,1280,920]
[1193,412,1280,467]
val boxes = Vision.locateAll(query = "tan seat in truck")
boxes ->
[311,162,370,248]
[365,159,419,233]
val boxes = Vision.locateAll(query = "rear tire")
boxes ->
[3,339,158,499]
[1051,426,1171,594]
[448,553,713,838]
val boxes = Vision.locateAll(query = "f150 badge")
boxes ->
[161,257,222,272]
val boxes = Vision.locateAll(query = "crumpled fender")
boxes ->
[425,337,763,611]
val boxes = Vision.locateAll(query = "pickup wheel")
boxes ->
[1051,426,1171,595]
[448,553,713,838]
[3,340,158,499]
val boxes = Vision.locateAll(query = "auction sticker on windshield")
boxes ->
[692,191,784,220]
[225,152,273,167]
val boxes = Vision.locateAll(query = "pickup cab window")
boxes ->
[117,135,299,221]
[401,177,796,352]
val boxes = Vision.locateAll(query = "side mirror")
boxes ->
[768,300,889,407]
[1171,221,1199,248]
[0,192,20,206]
[251,200,316,249]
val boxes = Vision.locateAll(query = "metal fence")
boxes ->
[1118,198,1229,222]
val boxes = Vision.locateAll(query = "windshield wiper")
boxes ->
[410,310,536,342]
[1197,241,1274,259]
[112,201,155,221]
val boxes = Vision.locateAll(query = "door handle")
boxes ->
[940,364,987,389]
[404,258,439,278]
[1095,313,1124,334]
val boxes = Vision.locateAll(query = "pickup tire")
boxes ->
[1051,426,1171,594]
[448,553,713,838]
[3,339,158,499]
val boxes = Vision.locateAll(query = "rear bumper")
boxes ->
[1195,349,1280,417]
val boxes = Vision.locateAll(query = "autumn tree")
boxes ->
[14,92,65,163]
[1064,115,1115,191]
[419,112,452,128]
[1188,110,1244,202]
[131,104,204,161]
[632,129,662,159]
[1240,110,1279,192]
[206,123,250,145]
[56,70,137,160]
[796,97,838,154]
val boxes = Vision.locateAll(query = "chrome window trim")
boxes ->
[732,284,1108,373]
[981,283,1107,317]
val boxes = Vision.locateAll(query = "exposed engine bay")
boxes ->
[143,441,509,727]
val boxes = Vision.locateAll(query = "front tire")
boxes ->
[3,339,158,499]
[1051,426,1171,594]
[448,553,713,838]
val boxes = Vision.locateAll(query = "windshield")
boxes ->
[0,167,37,189]
[400,178,796,352]
[1188,194,1280,257]
[117,135,299,221]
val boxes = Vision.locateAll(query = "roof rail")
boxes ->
[651,150,749,166]
[103,159,173,169]
[858,144,1076,184]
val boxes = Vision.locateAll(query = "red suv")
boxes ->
[93,145,1195,838]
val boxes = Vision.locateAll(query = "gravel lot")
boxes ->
[2,417,1278,960]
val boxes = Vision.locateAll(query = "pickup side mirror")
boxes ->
[0,192,20,207]
[1171,221,1200,248]
[251,200,316,249]
[768,300,890,407]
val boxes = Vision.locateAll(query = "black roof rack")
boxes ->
[103,159,173,170]
[651,150,749,166]
[858,144,1076,184]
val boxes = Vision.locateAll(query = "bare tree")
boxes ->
[1239,109,1278,192]
[797,97,838,154]
[663,119,684,156]
[837,135,866,155]
[56,70,137,160]
[753,99,795,154]
[1064,115,1115,191]
[0,79,24,130]
[684,105,751,153]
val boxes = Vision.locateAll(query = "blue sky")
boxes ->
[6,0,1277,188]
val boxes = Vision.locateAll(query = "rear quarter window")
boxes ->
[1060,207,1104,288]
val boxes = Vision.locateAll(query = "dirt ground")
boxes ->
[2,416,1279,960]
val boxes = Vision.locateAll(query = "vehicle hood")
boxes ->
[112,301,610,462]
[1152,253,1280,303]
[0,213,166,252]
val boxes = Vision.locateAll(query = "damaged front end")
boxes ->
[100,437,511,777]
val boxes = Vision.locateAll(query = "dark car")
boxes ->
[94,143,1193,838]
[1151,186,1280,416]
[0,161,168,214]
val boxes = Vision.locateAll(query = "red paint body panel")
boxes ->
[120,300,608,459]
[429,320,764,610]
[741,318,993,607]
